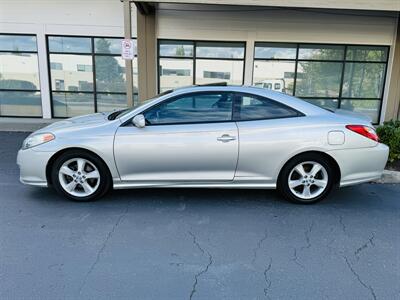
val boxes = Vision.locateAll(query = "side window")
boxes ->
[144,92,233,125]
[235,94,299,120]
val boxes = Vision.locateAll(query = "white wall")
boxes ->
[0,0,136,118]
[157,4,396,44]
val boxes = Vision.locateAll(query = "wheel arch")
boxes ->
[278,150,341,185]
[46,147,112,186]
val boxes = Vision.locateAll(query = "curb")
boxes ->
[373,170,400,184]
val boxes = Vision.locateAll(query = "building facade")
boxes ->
[0,0,399,124]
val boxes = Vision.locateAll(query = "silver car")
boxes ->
[17,85,389,204]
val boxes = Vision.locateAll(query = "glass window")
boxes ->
[346,46,388,62]
[50,54,93,92]
[0,34,41,117]
[0,35,37,52]
[52,92,94,118]
[203,71,230,80]
[196,42,245,59]
[50,62,63,70]
[48,35,137,116]
[253,61,295,95]
[295,62,343,97]
[97,93,127,113]
[159,40,193,57]
[195,60,243,85]
[95,38,129,55]
[95,56,126,93]
[158,40,245,92]
[144,92,233,125]
[340,99,380,123]
[254,43,297,59]
[159,58,193,92]
[303,99,339,111]
[236,94,299,120]
[0,53,41,90]
[298,44,344,60]
[0,91,42,117]
[342,63,386,98]
[48,36,91,53]
[252,42,389,124]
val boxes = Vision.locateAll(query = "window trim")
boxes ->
[157,39,247,94]
[46,34,138,118]
[232,92,304,122]
[252,42,390,124]
[0,33,42,117]
[133,91,236,126]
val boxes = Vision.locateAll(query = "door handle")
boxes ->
[217,134,236,142]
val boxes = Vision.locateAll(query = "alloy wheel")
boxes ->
[58,158,100,197]
[288,161,328,200]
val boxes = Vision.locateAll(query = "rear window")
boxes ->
[235,94,300,120]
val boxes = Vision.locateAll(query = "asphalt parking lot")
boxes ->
[0,131,399,300]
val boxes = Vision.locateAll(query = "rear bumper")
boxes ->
[17,148,53,187]
[327,143,389,187]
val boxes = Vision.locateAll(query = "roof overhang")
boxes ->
[133,0,400,12]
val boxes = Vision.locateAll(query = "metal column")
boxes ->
[123,0,134,107]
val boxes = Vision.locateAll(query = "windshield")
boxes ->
[108,90,172,120]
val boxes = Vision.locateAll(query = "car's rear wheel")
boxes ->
[278,154,335,204]
[51,150,111,201]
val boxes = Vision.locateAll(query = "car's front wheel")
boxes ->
[278,154,335,204]
[51,150,111,201]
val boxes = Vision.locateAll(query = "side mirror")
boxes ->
[132,114,146,128]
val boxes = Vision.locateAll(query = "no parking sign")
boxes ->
[121,39,135,60]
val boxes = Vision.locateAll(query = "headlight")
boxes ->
[22,133,55,150]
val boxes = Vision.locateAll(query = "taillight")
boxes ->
[345,125,379,142]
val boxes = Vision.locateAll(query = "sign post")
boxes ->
[123,0,134,107]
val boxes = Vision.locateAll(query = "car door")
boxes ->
[233,92,303,182]
[114,91,239,182]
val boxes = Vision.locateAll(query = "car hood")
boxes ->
[36,113,112,134]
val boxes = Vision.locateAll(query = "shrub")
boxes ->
[376,120,400,162]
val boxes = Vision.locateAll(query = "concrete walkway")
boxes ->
[0,117,56,132]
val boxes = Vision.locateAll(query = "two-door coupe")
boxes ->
[17,84,389,204]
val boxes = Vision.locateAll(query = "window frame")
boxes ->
[0,33,42,118]
[157,39,246,93]
[232,92,304,122]
[140,91,236,126]
[46,34,138,118]
[252,42,390,124]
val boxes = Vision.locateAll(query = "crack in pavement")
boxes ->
[263,258,272,299]
[188,231,213,300]
[290,221,314,269]
[343,256,377,300]
[355,234,375,260]
[339,215,347,235]
[78,201,131,296]
[251,230,268,265]
[291,248,304,269]
[300,221,314,251]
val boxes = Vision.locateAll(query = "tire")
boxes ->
[51,150,111,202]
[277,153,335,204]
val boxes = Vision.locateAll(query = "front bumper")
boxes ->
[327,143,389,187]
[17,148,54,187]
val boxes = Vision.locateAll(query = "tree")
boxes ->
[94,39,125,92]
[175,45,185,56]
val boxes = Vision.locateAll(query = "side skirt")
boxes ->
[113,180,276,190]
